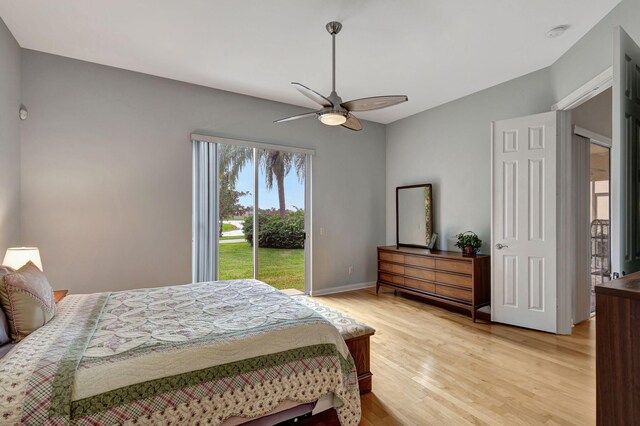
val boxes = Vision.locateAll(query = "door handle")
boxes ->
[495,244,509,250]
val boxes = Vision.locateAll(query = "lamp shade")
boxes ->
[3,247,43,270]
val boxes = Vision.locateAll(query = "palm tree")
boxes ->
[218,145,253,184]
[218,145,305,219]
[260,150,305,219]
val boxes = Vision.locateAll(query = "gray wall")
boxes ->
[385,0,640,253]
[14,0,640,293]
[551,0,640,103]
[0,18,21,253]
[20,50,386,294]
[572,88,612,139]
[386,68,555,252]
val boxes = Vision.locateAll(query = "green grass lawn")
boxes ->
[218,242,304,291]
[221,223,239,232]
[219,235,243,241]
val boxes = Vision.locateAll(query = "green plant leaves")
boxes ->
[454,231,482,250]
[243,211,305,249]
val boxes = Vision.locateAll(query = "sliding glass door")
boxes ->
[256,149,307,291]
[193,136,311,293]
[217,144,254,281]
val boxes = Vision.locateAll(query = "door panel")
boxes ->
[503,255,518,306]
[528,257,544,311]
[613,27,640,276]
[503,161,518,240]
[492,111,558,333]
[217,144,254,282]
[256,148,307,291]
[528,159,544,241]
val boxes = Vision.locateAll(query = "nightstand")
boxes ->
[53,290,68,303]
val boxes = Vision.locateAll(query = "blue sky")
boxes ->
[234,162,305,210]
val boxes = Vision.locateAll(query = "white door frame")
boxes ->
[304,155,313,294]
[556,111,574,334]
[551,68,614,332]
[552,67,613,112]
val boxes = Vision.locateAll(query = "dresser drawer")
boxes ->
[405,278,436,294]
[379,251,405,264]
[377,246,490,320]
[379,273,404,285]
[405,255,435,269]
[405,266,435,281]
[379,262,405,274]
[436,284,472,302]
[435,259,473,275]
[435,271,473,288]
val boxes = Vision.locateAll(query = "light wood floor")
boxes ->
[314,287,595,426]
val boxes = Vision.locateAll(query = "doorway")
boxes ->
[491,27,640,334]
[192,135,313,293]
[217,144,309,292]
[570,87,613,321]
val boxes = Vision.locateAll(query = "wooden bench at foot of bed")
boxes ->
[344,332,374,394]
[292,295,375,395]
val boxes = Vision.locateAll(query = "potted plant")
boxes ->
[455,231,482,256]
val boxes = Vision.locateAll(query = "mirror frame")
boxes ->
[396,183,434,249]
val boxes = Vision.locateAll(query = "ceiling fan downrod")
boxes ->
[326,21,342,94]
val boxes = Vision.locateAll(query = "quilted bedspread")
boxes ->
[0,280,360,425]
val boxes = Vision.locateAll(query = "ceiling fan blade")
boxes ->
[292,82,333,107]
[341,114,363,131]
[274,110,319,123]
[341,95,408,112]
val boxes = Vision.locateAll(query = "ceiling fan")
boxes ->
[275,21,408,131]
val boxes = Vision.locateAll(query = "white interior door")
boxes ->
[491,111,558,333]
[612,26,640,277]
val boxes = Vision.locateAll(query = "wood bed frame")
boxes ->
[344,331,374,394]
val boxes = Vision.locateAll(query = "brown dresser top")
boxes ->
[596,271,640,300]
[378,245,489,260]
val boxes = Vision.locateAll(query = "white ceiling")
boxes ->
[0,0,621,124]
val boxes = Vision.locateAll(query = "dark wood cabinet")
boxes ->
[595,273,640,426]
[377,246,490,320]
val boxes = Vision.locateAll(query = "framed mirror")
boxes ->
[396,184,434,249]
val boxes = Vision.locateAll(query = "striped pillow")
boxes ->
[0,266,16,346]
[0,262,56,342]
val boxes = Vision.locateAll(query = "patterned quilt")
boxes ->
[0,280,360,425]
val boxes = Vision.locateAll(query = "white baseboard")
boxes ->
[310,281,375,296]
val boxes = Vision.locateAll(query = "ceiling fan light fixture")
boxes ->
[274,21,407,130]
[319,112,347,126]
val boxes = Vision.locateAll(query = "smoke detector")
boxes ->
[547,25,570,39]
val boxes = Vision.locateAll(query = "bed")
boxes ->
[0,279,363,425]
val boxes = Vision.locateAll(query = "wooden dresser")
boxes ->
[377,246,490,320]
[595,273,640,425]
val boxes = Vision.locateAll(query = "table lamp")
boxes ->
[3,247,43,270]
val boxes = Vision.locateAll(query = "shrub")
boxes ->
[243,211,305,249]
